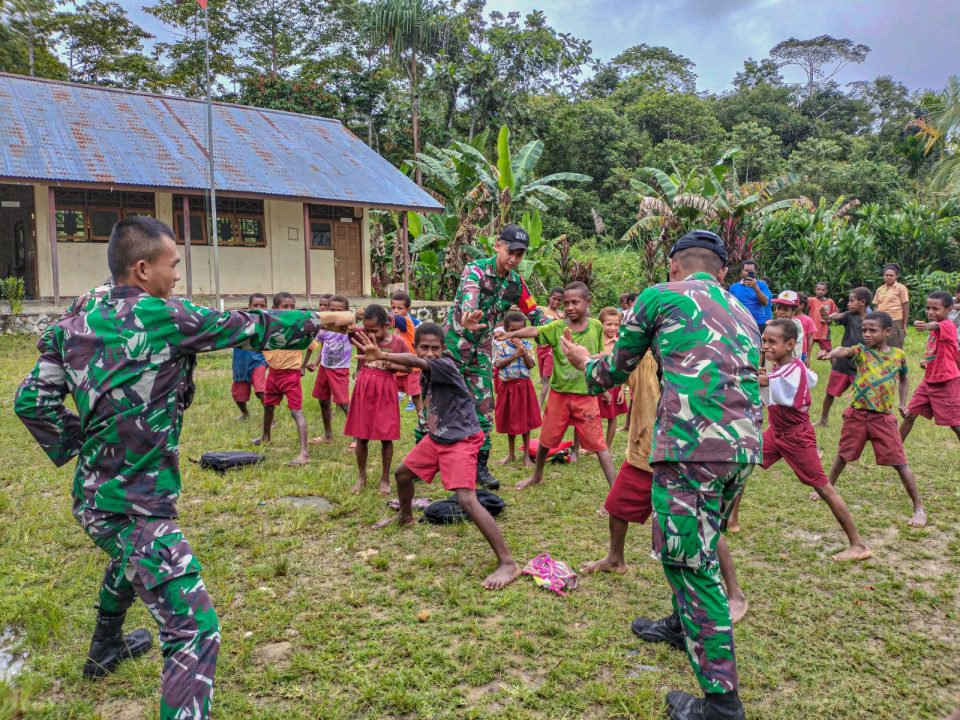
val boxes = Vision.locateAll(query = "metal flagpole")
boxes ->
[203,3,222,311]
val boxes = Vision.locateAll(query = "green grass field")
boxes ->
[0,330,957,720]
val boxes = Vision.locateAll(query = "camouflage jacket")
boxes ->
[585,272,763,464]
[15,285,321,518]
[443,257,548,364]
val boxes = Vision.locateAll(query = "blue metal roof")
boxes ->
[0,73,442,211]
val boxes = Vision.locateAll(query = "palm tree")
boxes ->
[922,76,960,196]
[368,0,446,185]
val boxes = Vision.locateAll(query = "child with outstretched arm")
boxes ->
[816,286,872,427]
[759,319,872,561]
[900,290,960,443]
[818,311,927,527]
[304,294,353,444]
[493,313,541,467]
[356,322,521,591]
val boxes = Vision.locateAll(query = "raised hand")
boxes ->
[462,310,488,332]
[318,310,357,334]
[560,328,591,371]
[351,330,382,363]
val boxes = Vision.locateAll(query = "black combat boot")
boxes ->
[665,689,746,720]
[82,609,154,678]
[475,449,500,490]
[631,611,684,650]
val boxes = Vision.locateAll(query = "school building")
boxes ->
[0,72,441,304]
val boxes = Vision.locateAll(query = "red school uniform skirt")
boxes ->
[494,377,543,435]
[344,367,401,440]
[598,386,629,419]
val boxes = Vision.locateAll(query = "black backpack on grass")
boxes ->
[423,490,506,524]
[192,451,264,473]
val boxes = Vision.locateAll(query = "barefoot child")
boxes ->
[818,312,927,527]
[390,291,423,414]
[596,307,629,451]
[900,291,960,443]
[807,282,838,354]
[758,320,872,561]
[493,312,542,467]
[344,304,407,494]
[359,323,521,590]
[504,282,618,493]
[817,286,872,427]
[537,287,565,407]
[305,295,352,444]
[232,292,268,419]
[254,292,312,466]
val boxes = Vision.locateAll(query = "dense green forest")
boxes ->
[3,0,960,307]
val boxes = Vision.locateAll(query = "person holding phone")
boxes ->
[730,259,773,335]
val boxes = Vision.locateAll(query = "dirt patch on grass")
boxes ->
[254,641,292,669]
[97,699,147,720]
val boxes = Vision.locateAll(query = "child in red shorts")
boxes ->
[901,290,960,443]
[501,282,617,495]
[305,295,353,444]
[390,291,422,414]
[819,311,927,527]
[493,312,542,467]
[807,282,838,353]
[231,292,268,419]
[344,304,407,494]
[758,320,871,561]
[596,307,629,450]
[253,292,311,466]
[537,287,565,407]
[358,322,521,591]
[817,286,872,427]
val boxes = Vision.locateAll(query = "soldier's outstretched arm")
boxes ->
[15,348,83,467]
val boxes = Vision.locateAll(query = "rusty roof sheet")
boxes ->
[0,73,442,211]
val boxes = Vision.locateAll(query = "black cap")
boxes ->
[668,229,728,265]
[499,224,530,251]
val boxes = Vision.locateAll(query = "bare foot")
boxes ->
[908,509,927,528]
[482,561,521,590]
[352,473,367,494]
[832,545,873,562]
[727,523,741,534]
[516,475,542,491]
[373,514,416,530]
[580,556,627,575]
[309,436,332,445]
[237,413,250,421]
[729,594,749,624]
[524,456,535,468]
[569,451,579,464]
[497,455,515,466]
[596,506,609,518]
[379,477,391,495]
[252,437,270,446]
[816,418,828,428]
[344,442,356,454]
[287,455,310,467]
[809,491,821,502]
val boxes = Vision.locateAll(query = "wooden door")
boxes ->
[333,221,362,296]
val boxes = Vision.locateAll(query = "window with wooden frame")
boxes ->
[308,204,359,248]
[173,195,265,247]
[53,189,155,242]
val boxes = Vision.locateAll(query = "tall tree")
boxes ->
[1,0,65,76]
[733,57,782,90]
[368,0,447,184]
[234,0,314,79]
[769,35,870,100]
[609,43,697,93]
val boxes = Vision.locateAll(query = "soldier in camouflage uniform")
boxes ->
[15,217,353,720]
[562,230,762,720]
[442,224,549,488]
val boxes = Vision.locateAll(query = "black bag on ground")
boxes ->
[193,451,264,473]
[423,490,506,524]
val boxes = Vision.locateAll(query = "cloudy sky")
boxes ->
[127,0,958,95]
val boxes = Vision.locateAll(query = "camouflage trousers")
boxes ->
[74,501,220,720]
[457,354,495,454]
[650,461,753,694]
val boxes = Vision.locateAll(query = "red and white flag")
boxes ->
[195,0,207,8]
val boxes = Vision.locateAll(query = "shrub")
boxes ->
[900,270,960,320]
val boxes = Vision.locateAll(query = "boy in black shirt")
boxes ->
[817,286,872,427]
[353,322,521,590]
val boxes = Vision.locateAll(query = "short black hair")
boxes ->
[741,259,757,270]
[414,322,444,346]
[863,311,893,329]
[318,293,333,300]
[850,287,873,306]
[273,291,295,308]
[107,216,175,281]
[674,247,724,273]
[549,287,564,297]
[390,290,412,308]
[883,264,901,275]
[248,292,267,306]
[503,311,526,330]
[363,303,390,326]
[765,318,799,342]
[816,281,829,290]
[798,292,809,311]
[928,290,954,309]
[564,281,591,300]
[328,294,349,309]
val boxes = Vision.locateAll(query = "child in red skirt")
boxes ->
[596,307,628,451]
[756,319,871,561]
[493,312,542,467]
[390,291,422,414]
[305,295,352,444]
[253,292,311,466]
[819,311,927,527]
[358,322,521,591]
[816,286,871,426]
[900,290,960,443]
[537,287,565,407]
[344,304,407,494]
